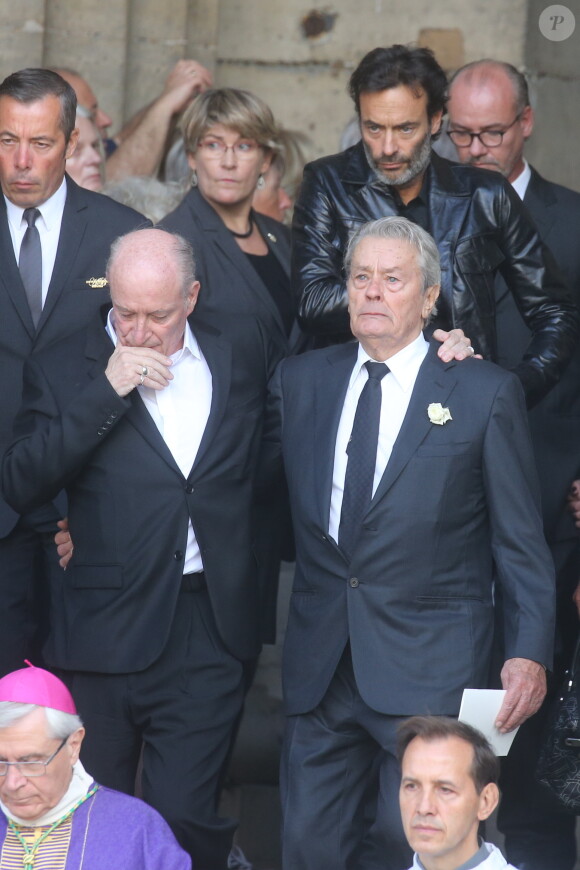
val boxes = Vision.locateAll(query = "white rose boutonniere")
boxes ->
[427,402,452,425]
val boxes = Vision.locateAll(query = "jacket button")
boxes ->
[349,577,359,588]
[185,484,194,494]
[174,550,183,561]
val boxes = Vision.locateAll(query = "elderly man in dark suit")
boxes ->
[2,227,279,870]
[448,59,580,870]
[263,216,555,870]
[0,68,147,677]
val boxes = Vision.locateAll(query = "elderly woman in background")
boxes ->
[162,88,305,359]
[66,106,104,191]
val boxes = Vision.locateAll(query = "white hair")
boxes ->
[0,703,83,738]
[344,216,440,324]
[345,216,441,292]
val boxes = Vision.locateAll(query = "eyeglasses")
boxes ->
[0,737,68,777]
[196,138,260,160]
[447,114,522,148]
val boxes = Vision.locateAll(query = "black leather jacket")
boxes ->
[292,143,579,406]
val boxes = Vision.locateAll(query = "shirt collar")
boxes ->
[171,320,200,364]
[4,176,67,232]
[105,308,199,363]
[351,332,429,392]
[416,838,489,870]
[510,158,531,201]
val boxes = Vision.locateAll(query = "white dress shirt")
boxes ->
[510,158,531,201]
[5,176,67,305]
[328,332,429,541]
[106,311,212,573]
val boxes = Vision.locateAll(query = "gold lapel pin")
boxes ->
[266,232,277,243]
[85,277,109,289]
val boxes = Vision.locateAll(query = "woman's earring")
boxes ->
[256,173,265,190]
[191,169,198,188]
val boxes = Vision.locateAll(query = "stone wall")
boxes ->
[524,0,580,190]
[0,0,578,188]
[214,0,528,160]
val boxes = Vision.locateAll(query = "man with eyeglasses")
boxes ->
[292,44,578,408]
[0,663,190,868]
[448,59,580,870]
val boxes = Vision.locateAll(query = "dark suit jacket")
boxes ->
[2,309,278,670]
[0,175,148,537]
[495,168,580,544]
[264,341,555,716]
[161,186,306,355]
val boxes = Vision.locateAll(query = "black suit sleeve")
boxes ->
[483,371,556,668]
[2,359,129,514]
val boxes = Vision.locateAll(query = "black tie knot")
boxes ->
[23,207,40,228]
[364,361,389,382]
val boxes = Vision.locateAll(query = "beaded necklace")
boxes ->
[8,784,99,868]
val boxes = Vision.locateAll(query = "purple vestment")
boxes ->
[0,784,192,869]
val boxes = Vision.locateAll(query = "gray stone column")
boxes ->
[43,0,130,131]
[0,1,46,81]
[124,0,190,120]
[525,0,580,190]
[186,0,220,74]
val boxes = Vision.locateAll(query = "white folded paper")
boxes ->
[458,689,519,756]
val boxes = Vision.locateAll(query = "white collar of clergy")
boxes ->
[0,759,94,828]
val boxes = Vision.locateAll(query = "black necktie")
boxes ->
[19,207,42,327]
[339,360,389,560]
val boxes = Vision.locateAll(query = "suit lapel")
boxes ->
[124,394,183,473]
[369,343,458,508]
[314,343,358,528]
[523,168,557,240]
[38,177,88,332]
[253,211,290,274]
[0,197,36,337]
[187,318,232,477]
[252,212,308,353]
[350,182,399,221]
